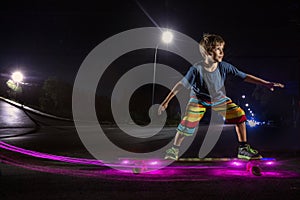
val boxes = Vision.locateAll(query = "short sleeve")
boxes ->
[221,61,247,79]
[181,66,197,89]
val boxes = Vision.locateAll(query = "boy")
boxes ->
[158,33,284,160]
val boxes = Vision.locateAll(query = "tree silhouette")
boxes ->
[39,77,72,117]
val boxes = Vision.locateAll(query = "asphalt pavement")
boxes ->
[0,99,300,200]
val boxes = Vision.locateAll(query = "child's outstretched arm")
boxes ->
[244,74,285,91]
[158,81,184,115]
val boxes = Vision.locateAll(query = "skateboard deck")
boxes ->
[117,157,276,176]
[177,157,276,176]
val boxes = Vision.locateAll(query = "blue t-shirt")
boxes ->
[181,61,247,102]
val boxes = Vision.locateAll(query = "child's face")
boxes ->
[208,42,224,63]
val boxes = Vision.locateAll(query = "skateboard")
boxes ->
[177,157,276,176]
[118,157,276,176]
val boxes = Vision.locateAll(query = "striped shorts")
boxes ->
[177,97,247,136]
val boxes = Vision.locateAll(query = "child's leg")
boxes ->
[165,98,205,160]
[214,101,246,122]
[213,100,247,137]
[235,122,247,142]
[175,100,206,143]
[174,131,186,146]
[213,100,262,159]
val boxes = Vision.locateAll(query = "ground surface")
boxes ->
[1,100,300,200]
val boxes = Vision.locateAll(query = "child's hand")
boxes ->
[158,103,168,115]
[267,82,285,91]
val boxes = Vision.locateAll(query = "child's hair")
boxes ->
[199,33,225,57]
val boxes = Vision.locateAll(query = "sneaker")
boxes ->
[238,144,262,160]
[164,147,179,160]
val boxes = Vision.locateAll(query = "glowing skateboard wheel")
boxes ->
[251,165,262,176]
[132,168,142,174]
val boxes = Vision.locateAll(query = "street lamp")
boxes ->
[12,71,24,84]
[152,30,173,106]
[6,71,24,92]
[161,31,173,44]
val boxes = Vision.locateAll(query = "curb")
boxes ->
[0,96,73,122]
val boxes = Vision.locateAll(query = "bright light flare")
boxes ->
[266,161,275,165]
[231,161,242,166]
[11,71,24,83]
[248,120,257,127]
[162,31,173,44]
[121,160,130,165]
[149,161,159,165]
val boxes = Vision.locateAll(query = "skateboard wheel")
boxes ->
[132,168,142,174]
[251,166,262,176]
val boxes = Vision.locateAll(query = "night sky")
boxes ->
[0,0,299,95]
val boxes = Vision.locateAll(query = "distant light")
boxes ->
[231,161,242,166]
[266,161,275,165]
[242,95,246,99]
[248,120,257,127]
[245,103,249,107]
[11,71,24,83]
[250,111,253,113]
[162,31,173,44]
[121,160,130,165]
[248,108,251,111]
[149,161,159,165]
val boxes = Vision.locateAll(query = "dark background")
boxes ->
[0,0,299,125]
